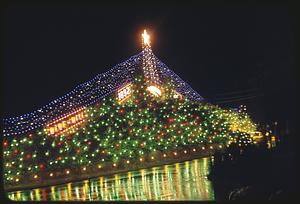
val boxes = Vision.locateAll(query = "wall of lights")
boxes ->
[3,73,256,187]
[117,83,133,103]
[45,107,88,136]
[3,49,204,137]
[2,30,257,189]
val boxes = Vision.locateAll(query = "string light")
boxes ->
[3,45,204,137]
[2,30,256,187]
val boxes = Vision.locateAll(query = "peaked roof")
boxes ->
[3,49,204,137]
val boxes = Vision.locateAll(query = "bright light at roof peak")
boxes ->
[142,29,150,47]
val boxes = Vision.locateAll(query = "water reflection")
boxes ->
[7,157,214,201]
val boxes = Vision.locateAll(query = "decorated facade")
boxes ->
[3,30,256,189]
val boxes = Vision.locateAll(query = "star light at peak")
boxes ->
[142,29,150,47]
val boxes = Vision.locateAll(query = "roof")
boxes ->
[3,49,204,137]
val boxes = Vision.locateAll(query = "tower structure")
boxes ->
[141,30,162,96]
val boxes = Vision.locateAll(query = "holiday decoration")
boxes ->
[3,29,257,189]
[117,83,133,103]
[45,107,88,136]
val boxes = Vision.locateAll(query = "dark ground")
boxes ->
[208,136,298,201]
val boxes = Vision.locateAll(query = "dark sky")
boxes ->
[3,3,298,129]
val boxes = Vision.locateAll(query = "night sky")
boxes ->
[3,3,298,131]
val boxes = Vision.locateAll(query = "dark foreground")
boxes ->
[208,138,298,200]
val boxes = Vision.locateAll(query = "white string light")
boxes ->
[3,33,204,137]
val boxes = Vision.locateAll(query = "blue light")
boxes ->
[3,48,204,137]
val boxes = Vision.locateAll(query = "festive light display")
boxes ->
[146,85,162,97]
[45,107,88,136]
[117,83,133,103]
[7,158,214,201]
[3,49,203,137]
[3,29,256,188]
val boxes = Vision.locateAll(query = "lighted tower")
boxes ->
[141,29,162,97]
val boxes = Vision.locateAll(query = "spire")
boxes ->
[142,29,151,48]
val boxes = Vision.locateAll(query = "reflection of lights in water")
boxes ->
[16,191,21,200]
[67,183,72,200]
[7,157,215,201]
[267,141,271,149]
[34,188,40,200]
[75,186,80,200]
[271,136,276,148]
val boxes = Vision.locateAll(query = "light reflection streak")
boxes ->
[7,157,215,201]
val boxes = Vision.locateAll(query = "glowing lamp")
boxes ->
[49,127,55,135]
[146,86,161,97]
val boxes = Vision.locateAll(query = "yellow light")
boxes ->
[16,178,19,182]
[151,156,154,160]
[139,158,143,162]
[50,173,53,177]
[192,148,196,152]
[202,147,205,150]
[174,152,177,156]
[49,127,55,135]
[184,150,187,154]
[126,160,130,164]
[113,163,117,167]
[66,170,70,174]
[34,175,38,179]
[142,29,150,47]
[98,165,102,169]
[219,145,222,149]
[163,154,167,157]
[266,132,270,136]
[146,86,161,97]
[117,83,132,102]
[210,146,213,149]
[83,167,86,171]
